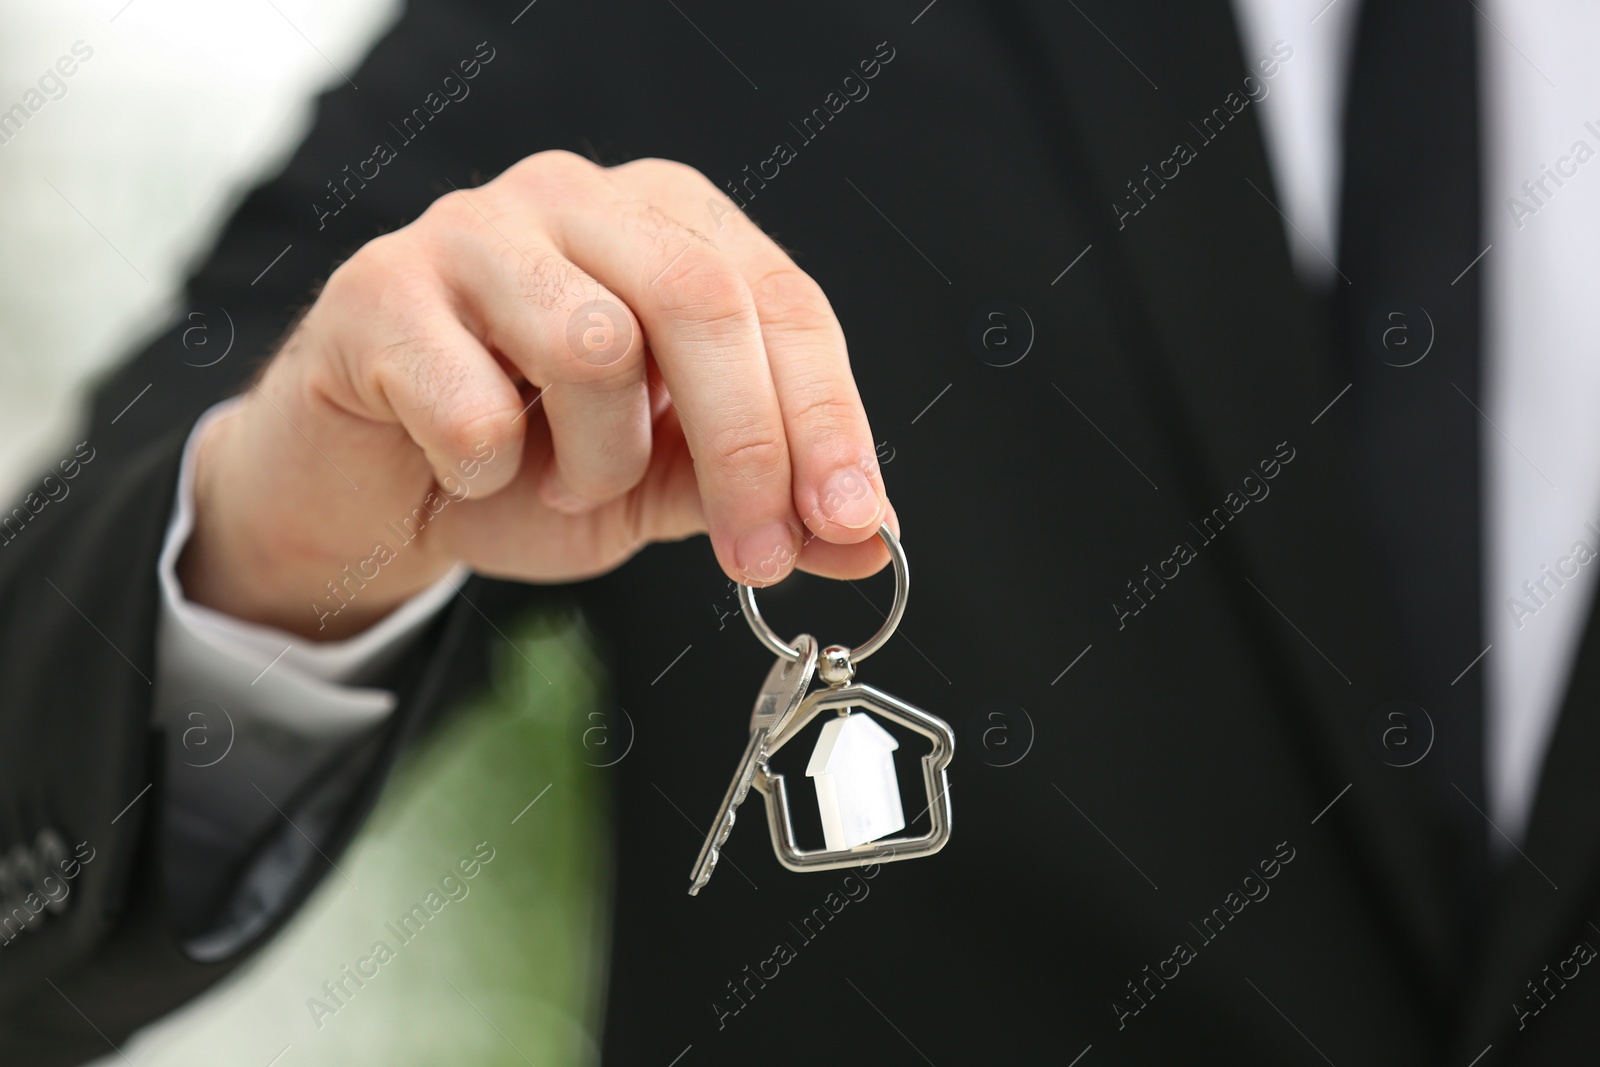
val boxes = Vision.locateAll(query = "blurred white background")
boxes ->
[0,0,399,500]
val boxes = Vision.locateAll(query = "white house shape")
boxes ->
[807,711,904,851]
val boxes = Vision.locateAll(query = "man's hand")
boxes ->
[179,152,894,640]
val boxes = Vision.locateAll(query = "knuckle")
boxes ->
[653,249,752,327]
[622,195,713,251]
[370,333,460,406]
[709,420,786,478]
[370,348,515,471]
[323,236,387,301]
[749,267,838,336]
[418,187,535,266]
[328,235,440,327]
[516,249,589,312]
[375,266,444,328]
[555,297,642,378]
[444,407,517,473]
[421,188,482,231]
[786,383,860,437]
[508,149,603,192]
[618,156,715,190]
[433,414,488,468]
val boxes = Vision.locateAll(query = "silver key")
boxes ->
[687,633,817,895]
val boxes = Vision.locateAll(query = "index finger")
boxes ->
[612,160,893,577]
[549,186,802,585]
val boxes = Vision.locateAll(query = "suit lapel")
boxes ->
[998,0,1462,1009]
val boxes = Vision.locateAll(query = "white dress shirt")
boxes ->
[1235,0,1600,846]
[150,0,1598,859]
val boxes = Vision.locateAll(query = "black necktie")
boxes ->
[1336,0,1487,952]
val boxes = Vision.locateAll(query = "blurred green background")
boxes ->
[114,613,610,1066]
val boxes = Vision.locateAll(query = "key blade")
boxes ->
[686,729,766,894]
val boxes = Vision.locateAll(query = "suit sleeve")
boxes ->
[0,0,624,1047]
[0,0,514,1024]
[0,421,183,1011]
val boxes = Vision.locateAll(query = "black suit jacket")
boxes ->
[0,1,1592,1062]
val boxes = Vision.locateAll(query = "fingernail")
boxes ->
[817,464,883,529]
[736,520,799,584]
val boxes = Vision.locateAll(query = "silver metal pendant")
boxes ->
[735,524,955,874]
[753,680,954,872]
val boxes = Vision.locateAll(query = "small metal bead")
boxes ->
[818,643,855,686]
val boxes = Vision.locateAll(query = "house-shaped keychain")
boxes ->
[806,711,905,851]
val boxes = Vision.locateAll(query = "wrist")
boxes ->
[177,401,455,640]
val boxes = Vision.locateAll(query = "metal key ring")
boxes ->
[738,524,907,664]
